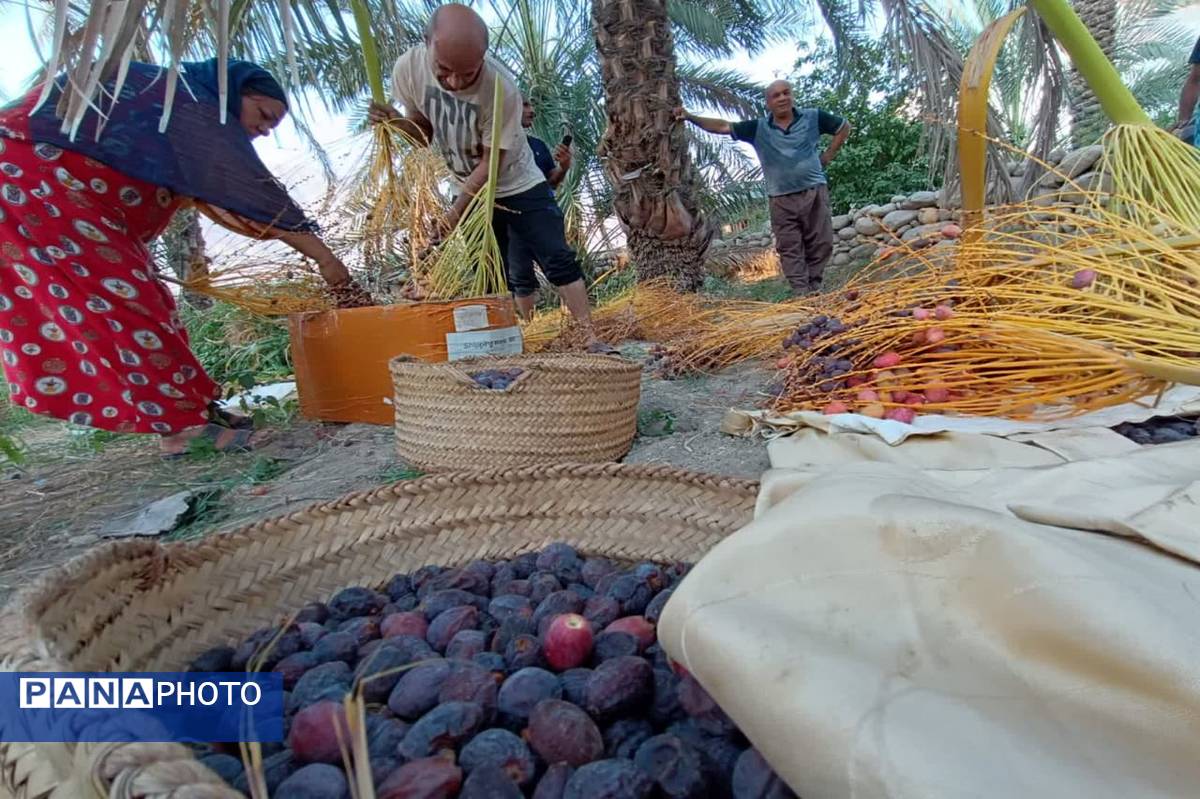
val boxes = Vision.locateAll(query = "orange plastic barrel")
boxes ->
[289,296,521,425]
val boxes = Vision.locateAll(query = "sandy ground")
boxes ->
[0,351,774,604]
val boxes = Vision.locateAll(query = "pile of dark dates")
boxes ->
[1113,416,1199,445]
[469,368,526,390]
[189,543,795,798]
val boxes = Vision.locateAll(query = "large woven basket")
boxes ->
[0,463,757,798]
[389,353,642,471]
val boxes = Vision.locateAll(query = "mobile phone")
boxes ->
[561,133,573,147]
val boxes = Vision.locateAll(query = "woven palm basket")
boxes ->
[0,463,757,798]
[389,353,642,471]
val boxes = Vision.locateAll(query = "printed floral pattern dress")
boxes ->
[0,119,219,435]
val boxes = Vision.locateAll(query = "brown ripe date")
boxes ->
[524,699,604,767]
[585,657,653,720]
[563,759,654,799]
[377,753,463,799]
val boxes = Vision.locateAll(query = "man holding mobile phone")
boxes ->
[522,100,573,189]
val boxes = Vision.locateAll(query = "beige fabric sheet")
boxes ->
[764,426,1137,472]
[659,440,1200,799]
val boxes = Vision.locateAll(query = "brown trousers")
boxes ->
[769,185,834,295]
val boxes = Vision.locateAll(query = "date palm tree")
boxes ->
[1066,0,1118,146]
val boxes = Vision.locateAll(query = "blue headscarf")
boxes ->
[12,58,314,232]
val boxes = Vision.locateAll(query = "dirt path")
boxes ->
[0,352,773,603]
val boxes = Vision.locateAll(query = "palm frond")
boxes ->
[667,0,736,57]
[676,63,761,117]
[1016,9,1068,194]
[695,177,766,225]
[810,0,872,72]
[877,0,1012,201]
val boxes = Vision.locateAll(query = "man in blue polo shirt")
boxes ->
[677,80,850,295]
[508,100,572,299]
[1173,35,1200,144]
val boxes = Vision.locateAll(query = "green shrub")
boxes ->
[792,40,935,216]
[180,301,293,389]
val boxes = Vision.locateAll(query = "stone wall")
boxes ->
[829,189,961,269]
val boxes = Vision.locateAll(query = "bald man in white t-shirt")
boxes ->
[369,4,612,353]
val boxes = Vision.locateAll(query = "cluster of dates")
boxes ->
[190,543,795,798]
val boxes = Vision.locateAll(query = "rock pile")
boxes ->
[828,189,961,269]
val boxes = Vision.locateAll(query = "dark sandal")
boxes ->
[161,423,265,460]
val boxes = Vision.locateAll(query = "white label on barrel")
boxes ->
[446,326,524,361]
[453,305,490,332]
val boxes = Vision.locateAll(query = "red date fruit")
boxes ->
[377,753,463,799]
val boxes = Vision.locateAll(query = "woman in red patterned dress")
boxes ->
[0,59,366,456]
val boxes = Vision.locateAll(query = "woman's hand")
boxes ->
[275,229,375,308]
[315,253,353,287]
[328,281,375,309]
[316,254,376,308]
[400,281,427,301]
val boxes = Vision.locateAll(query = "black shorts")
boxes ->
[493,183,584,297]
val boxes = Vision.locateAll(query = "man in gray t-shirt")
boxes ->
[368,3,614,353]
[678,80,850,295]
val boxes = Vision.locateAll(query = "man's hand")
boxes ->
[441,203,466,237]
[820,121,851,169]
[553,143,573,171]
[368,101,401,126]
[417,236,442,263]
[400,281,427,301]
[418,223,447,260]
[674,108,732,136]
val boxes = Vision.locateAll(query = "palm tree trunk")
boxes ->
[161,207,213,309]
[592,0,714,291]
[1067,0,1117,148]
